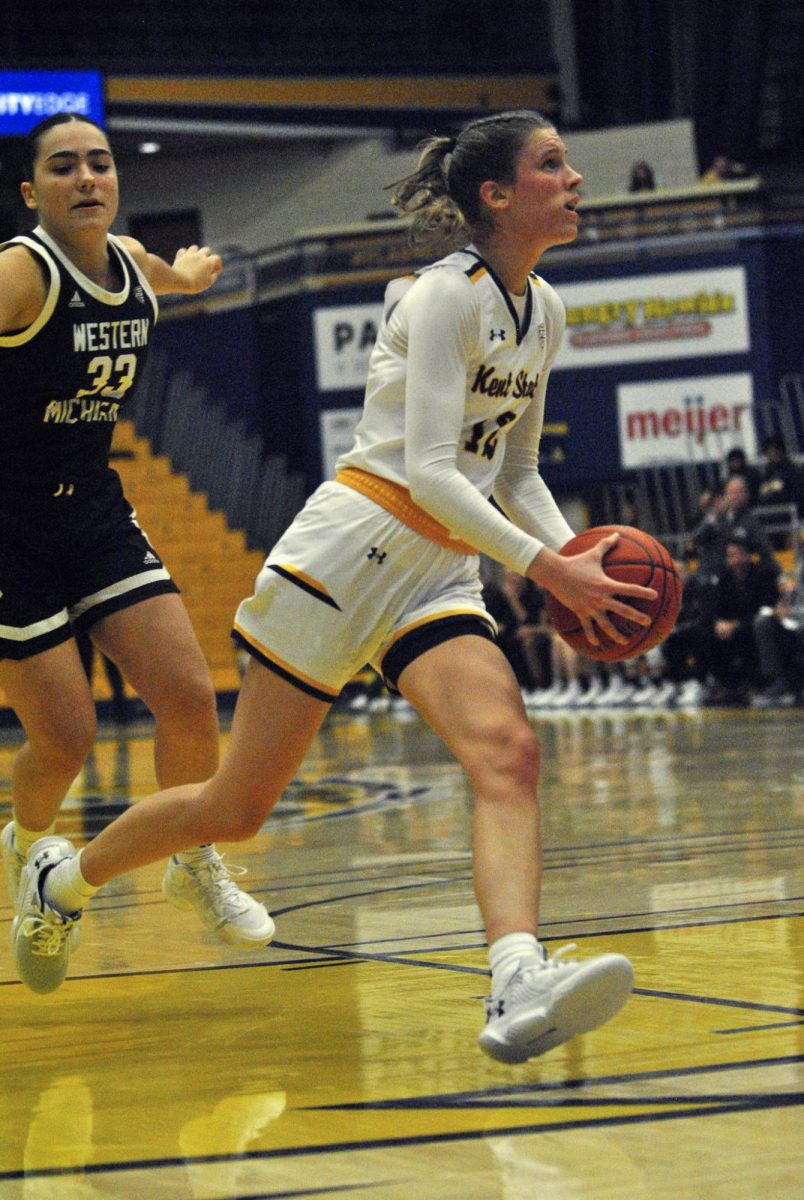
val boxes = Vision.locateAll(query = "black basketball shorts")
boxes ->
[0,478,178,661]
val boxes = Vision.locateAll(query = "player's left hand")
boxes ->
[171,245,223,293]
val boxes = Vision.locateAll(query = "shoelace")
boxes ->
[20,912,74,957]
[543,943,578,969]
[189,856,251,918]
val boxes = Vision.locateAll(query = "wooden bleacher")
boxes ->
[107,419,266,700]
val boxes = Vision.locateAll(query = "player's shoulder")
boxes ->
[0,238,51,293]
[394,248,482,308]
[529,271,564,313]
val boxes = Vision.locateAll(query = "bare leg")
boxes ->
[397,635,541,944]
[91,594,219,785]
[79,659,330,886]
[0,641,97,831]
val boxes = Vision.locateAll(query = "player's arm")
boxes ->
[116,236,222,296]
[403,271,547,570]
[0,245,48,333]
[493,378,575,549]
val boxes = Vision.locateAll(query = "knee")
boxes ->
[196,786,276,844]
[150,668,218,732]
[464,717,541,797]
[29,710,97,772]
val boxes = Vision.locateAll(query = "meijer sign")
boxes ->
[617,372,756,467]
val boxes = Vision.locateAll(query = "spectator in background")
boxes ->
[525,624,595,709]
[628,161,656,193]
[491,568,552,692]
[660,554,716,707]
[756,435,803,520]
[691,473,779,584]
[706,534,779,704]
[700,155,749,184]
[722,446,761,505]
[752,545,804,708]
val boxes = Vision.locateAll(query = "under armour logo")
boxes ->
[367,547,387,564]
[490,329,506,341]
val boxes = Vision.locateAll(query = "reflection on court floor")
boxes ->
[0,704,801,1199]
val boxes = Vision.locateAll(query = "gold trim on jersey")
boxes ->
[336,468,478,556]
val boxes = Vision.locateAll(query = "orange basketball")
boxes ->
[544,525,682,662]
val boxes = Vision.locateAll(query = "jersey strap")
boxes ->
[336,467,478,556]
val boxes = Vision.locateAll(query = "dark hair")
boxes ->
[628,161,655,192]
[388,109,555,247]
[22,113,108,181]
[762,434,787,456]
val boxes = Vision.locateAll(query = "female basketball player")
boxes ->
[21,110,654,1062]
[0,113,273,977]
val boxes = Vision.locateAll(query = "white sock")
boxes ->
[42,848,99,916]
[489,932,543,996]
[175,844,216,864]
[13,819,56,856]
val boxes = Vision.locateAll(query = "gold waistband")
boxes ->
[336,468,478,556]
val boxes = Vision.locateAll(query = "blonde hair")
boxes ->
[389,109,555,247]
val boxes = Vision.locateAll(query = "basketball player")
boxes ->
[20,111,654,1063]
[0,113,274,987]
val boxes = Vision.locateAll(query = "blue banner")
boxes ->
[0,70,104,135]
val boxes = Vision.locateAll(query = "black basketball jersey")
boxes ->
[0,226,158,496]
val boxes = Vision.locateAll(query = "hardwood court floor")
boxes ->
[0,702,801,1199]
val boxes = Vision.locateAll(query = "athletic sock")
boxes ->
[13,820,56,856]
[489,931,543,996]
[42,848,99,916]
[174,844,216,864]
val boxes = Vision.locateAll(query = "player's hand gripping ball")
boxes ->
[545,525,683,662]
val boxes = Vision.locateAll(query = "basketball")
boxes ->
[544,525,682,662]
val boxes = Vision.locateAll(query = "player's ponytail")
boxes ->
[387,137,465,248]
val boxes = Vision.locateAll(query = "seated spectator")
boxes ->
[660,554,717,705]
[752,547,804,707]
[524,627,595,709]
[723,446,761,505]
[691,473,779,584]
[706,535,779,703]
[628,161,656,192]
[482,567,550,692]
[756,435,803,519]
[701,155,749,184]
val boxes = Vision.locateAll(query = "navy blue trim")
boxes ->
[0,621,72,661]
[462,249,532,343]
[267,564,341,610]
[380,614,496,692]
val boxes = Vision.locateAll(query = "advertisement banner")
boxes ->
[553,267,750,370]
[0,70,105,134]
[319,406,363,479]
[617,372,757,467]
[313,303,382,392]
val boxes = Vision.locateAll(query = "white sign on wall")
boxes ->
[313,303,383,392]
[617,372,756,467]
[553,267,750,370]
[319,407,363,479]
